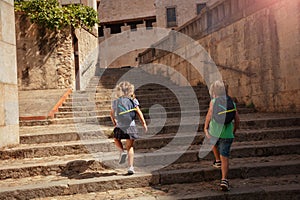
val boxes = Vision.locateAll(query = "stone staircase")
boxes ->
[1,68,300,199]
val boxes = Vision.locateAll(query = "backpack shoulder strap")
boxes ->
[117,97,137,115]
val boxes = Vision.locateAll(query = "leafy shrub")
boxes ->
[15,0,99,30]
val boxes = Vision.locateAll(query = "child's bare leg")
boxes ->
[220,155,229,180]
[114,138,124,152]
[126,139,135,167]
[212,145,221,161]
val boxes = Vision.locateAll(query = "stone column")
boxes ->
[0,0,19,148]
[121,25,131,32]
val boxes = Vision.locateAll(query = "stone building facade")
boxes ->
[155,0,211,28]
[15,1,98,91]
[0,0,19,148]
[97,0,212,68]
[139,0,300,112]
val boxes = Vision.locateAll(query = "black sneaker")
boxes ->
[213,160,221,168]
[220,179,230,191]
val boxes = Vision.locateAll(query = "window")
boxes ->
[106,23,123,34]
[197,3,206,15]
[98,26,104,37]
[166,7,177,27]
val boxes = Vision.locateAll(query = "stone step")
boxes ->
[19,122,300,145]
[20,113,300,130]
[19,123,111,144]
[84,87,209,95]
[0,140,299,180]
[58,105,98,112]
[65,94,210,102]
[1,134,299,164]
[0,154,299,199]
[54,110,203,119]
[54,107,255,119]
[19,120,51,127]
[135,126,300,149]
[50,114,300,128]
[0,139,115,160]
[30,175,300,200]
[58,104,210,112]
[61,98,209,107]
[70,88,209,99]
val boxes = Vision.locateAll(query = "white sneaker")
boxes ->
[119,152,127,164]
[127,166,135,175]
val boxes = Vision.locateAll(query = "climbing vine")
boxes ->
[14,0,99,30]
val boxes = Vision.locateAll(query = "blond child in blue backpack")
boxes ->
[110,81,148,175]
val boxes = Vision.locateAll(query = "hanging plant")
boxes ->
[14,0,99,30]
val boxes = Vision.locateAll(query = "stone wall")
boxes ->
[15,13,75,90]
[139,0,300,112]
[155,0,208,28]
[75,28,98,90]
[98,0,156,23]
[15,13,98,91]
[0,0,19,148]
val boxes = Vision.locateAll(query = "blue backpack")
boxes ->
[115,97,137,129]
[212,96,236,124]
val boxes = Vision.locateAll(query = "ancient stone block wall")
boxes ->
[15,13,75,90]
[139,0,300,112]
[0,0,19,148]
[15,13,98,91]
[75,28,98,90]
[98,0,156,23]
[155,0,208,28]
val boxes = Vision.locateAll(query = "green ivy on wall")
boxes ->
[15,0,99,30]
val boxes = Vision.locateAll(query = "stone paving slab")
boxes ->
[19,123,108,136]
[30,175,300,200]
[19,89,71,119]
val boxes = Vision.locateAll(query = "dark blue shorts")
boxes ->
[209,136,233,157]
[113,126,139,140]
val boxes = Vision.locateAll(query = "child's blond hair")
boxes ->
[113,81,135,99]
[209,80,228,97]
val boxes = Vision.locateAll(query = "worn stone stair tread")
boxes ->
[237,112,300,120]
[18,126,300,147]
[231,137,300,147]
[0,153,100,170]
[177,184,300,200]
[0,139,299,172]
[0,170,151,193]
[18,123,300,145]
[57,108,251,117]
[54,110,203,119]
[1,138,114,152]
[17,125,300,148]
[30,175,300,200]
[14,130,300,152]
[47,114,300,127]
[68,95,209,101]
[19,123,109,136]
[134,138,300,157]
[138,126,300,139]
[150,154,300,174]
[0,155,299,198]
